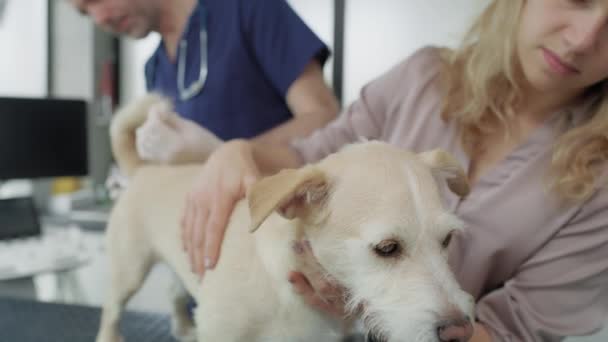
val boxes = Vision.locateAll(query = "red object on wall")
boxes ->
[100,59,116,110]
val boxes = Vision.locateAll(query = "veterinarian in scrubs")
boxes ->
[71,0,339,162]
[182,0,608,341]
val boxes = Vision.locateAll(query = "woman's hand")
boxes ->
[288,271,348,319]
[181,140,260,277]
[288,240,349,320]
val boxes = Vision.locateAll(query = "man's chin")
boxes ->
[124,28,151,39]
[105,26,150,39]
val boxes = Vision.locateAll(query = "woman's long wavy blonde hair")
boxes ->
[440,0,608,202]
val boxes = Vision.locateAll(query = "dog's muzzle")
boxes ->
[365,315,474,342]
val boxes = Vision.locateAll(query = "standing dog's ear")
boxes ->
[248,167,329,233]
[418,149,469,197]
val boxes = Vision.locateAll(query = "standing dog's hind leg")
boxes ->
[96,225,154,342]
[170,277,197,342]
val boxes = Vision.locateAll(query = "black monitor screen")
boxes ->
[0,97,88,180]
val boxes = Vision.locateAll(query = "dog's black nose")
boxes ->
[437,316,473,342]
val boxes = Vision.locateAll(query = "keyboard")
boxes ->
[0,225,90,280]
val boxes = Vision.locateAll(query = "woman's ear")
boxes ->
[247,167,329,233]
[418,149,469,197]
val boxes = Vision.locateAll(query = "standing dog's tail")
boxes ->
[110,93,172,177]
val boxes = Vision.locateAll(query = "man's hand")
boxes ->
[181,140,261,277]
[136,105,222,164]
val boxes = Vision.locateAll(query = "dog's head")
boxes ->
[248,141,474,342]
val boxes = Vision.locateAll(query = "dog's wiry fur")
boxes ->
[97,96,474,342]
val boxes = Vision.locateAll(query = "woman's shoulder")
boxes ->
[408,46,448,65]
[371,46,449,96]
[366,46,449,106]
[391,46,448,76]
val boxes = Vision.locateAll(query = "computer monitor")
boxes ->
[0,97,88,180]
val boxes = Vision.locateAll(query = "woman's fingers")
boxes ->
[288,267,348,318]
[180,201,190,251]
[181,195,195,253]
[192,201,209,276]
[289,271,346,318]
[288,271,314,293]
[203,192,237,271]
[179,140,261,281]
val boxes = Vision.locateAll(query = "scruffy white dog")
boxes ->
[96,95,475,342]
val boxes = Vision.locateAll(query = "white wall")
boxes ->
[51,1,94,100]
[119,34,160,102]
[342,0,488,105]
[0,0,47,97]
[287,0,334,85]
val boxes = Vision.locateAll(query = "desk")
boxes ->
[0,224,179,342]
[0,227,176,311]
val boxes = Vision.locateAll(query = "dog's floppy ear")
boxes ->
[418,149,469,197]
[247,167,329,233]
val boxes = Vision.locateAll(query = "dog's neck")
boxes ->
[252,215,355,332]
[292,227,360,335]
[291,226,344,299]
[253,216,334,283]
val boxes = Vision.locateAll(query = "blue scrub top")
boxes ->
[144,0,330,141]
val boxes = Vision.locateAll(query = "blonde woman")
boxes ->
[182,0,608,340]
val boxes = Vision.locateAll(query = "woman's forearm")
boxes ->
[250,140,304,175]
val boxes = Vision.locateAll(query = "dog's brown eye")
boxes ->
[374,240,401,258]
[442,231,454,249]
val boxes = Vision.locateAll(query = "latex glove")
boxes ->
[135,105,222,164]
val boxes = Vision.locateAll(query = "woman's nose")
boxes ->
[564,14,605,53]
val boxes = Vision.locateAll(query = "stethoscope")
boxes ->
[177,2,208,101]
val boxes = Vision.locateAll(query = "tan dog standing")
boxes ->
[96,96,475,342]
